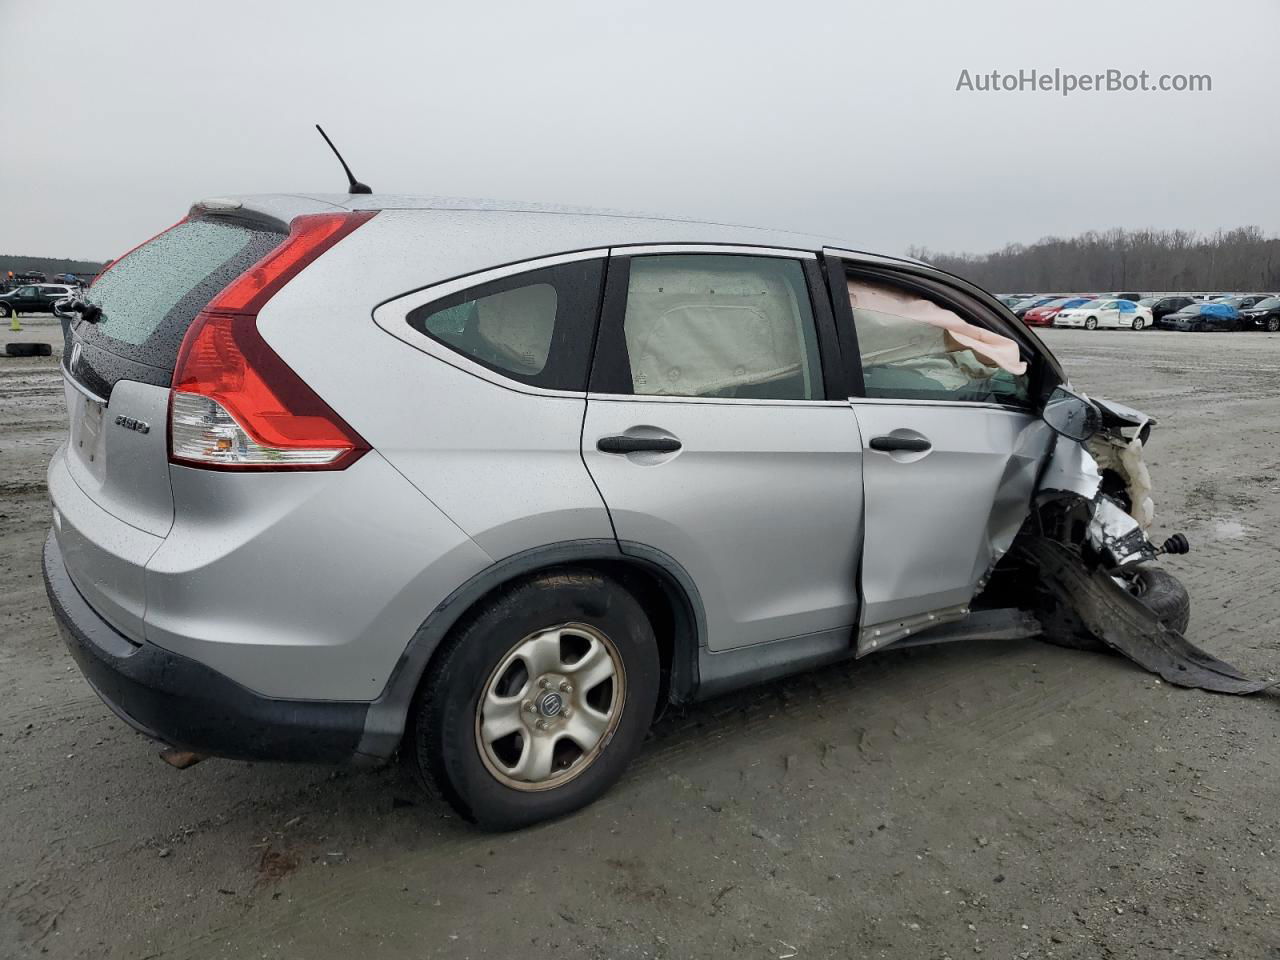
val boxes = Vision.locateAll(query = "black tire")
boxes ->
[1266,316,1280,333]
[0,303,12,318]
[1131,316,1146,331]
[1084,316,1098,330]
[5,342,52,357]
[407,569,660,830]
[1124,565,1191,634]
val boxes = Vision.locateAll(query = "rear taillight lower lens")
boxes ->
[169,211,374,471]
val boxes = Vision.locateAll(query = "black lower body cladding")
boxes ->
[42,531,369,763]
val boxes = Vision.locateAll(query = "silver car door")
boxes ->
[826,252,1055,654]
[582,247,863,652]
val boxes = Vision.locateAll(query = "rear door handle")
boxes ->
[597,435,682,454]
[869,435,931,453]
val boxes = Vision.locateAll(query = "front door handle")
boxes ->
[597,435,682,455]
[869,435,931,453]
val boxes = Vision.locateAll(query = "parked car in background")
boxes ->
[1239,296,1280,332]
[1022,297,1091,327]
[1053,298,1153,330]
[1219,294,1274,313]
[1141,296,1197,327]
[1107,292,1143,303]
[1163,301,1241,332]
[0,283,77,317]
[1012,296,1060,319]
[997,294,1030,309]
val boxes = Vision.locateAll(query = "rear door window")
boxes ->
[78,217,285,373]
[595,254,823,400]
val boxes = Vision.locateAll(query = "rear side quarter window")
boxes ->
[406,260,605,392]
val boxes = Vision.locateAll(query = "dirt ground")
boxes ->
[3,317,1279,959]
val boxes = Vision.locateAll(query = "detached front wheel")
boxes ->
[1039,560,1191,652]
[408,570,659,830]
[1123,565,1190,634]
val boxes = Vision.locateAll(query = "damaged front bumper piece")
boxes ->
[922,386,1275,695]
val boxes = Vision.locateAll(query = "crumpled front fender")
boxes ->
[1038,392,1157,537]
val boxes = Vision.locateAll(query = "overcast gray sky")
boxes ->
[2,0,1277,262]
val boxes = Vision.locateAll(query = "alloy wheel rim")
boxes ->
[474,622,626,791]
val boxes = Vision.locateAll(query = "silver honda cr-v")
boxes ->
[45,193,1200,829]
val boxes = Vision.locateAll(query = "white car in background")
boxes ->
[1053,298,1153,331]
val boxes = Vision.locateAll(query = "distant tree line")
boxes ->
[909,226,1280,293]
[0,255,105,279]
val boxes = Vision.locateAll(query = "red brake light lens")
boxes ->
[169,211,375,471]
[205,212,374,314]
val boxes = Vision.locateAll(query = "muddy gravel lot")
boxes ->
[3,320,1279,959]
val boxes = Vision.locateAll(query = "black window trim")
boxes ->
[588,246,843,404]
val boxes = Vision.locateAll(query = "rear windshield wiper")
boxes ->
[59,298,102,323]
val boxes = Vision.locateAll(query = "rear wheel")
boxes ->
[1267,316,1280,333]
[1084,316,1098,330]
[1131,316,1146,331]
[408,570,660,830]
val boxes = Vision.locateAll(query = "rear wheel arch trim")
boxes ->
[354,539,705,761]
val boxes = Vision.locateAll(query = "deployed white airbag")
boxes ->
[847,279,1027,376]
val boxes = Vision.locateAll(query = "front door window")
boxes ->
[848,278,1031,406]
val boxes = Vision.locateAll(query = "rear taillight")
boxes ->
[169,211,375,471]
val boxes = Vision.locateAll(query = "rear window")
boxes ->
[81,216,284,367]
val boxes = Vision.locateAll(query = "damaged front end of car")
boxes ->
[981,386,1275,694]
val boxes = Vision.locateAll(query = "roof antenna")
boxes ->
[315,124,372,195]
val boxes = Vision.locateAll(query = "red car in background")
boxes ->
[1023,296,1095,327]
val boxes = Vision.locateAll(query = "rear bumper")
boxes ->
[43,530,369,764]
